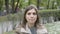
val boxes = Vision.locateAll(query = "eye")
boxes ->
[33,13,37,15]
[27,13,31,15]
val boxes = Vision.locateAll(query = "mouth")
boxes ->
[30,19,35,21]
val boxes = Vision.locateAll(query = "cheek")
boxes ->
[35,16,37,22]
[25,15,29,21]
[34,15,37,19]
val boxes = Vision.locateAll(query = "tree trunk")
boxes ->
[28,0,31,5]
[52,1,54,9]
[12,0,15,14]
[5,0,9,14]
[37,0,40,10]
[0,0,3,10]
[15,0,19,13]
[47,0,50,9]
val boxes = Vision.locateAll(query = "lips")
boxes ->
[29,19,35,21]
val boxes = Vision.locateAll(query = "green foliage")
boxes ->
[31,0,37,5]
[0,12,23,22]
[57,0,60,6]
[0,0,60,11]
[39,9,60,17]
[0,16,7,22]
[40,0,48,7]
[0,0,4,10]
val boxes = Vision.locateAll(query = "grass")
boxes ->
[4,31,15,34]
[45,21,60,34]
[4,21,60,34]
[0,16,7,22]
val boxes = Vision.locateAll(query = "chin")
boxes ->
[30,21,35,23]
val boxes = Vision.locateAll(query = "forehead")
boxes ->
[27,9,36,13]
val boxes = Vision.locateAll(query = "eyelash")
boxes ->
[28,13,37,15]
[33,13,37,15]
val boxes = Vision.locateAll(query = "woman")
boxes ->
[15,5,48,34]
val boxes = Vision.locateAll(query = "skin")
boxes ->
[25,8,37,28]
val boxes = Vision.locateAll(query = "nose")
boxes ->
[30,14,34,18]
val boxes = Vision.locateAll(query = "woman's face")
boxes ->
[26,9,37,24]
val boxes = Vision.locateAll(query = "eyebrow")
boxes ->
[27,11,36,13]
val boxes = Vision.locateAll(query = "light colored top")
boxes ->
[15,24,48,34]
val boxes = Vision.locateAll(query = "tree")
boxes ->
[11,0,15,14]
[57,0,60,6]
[47,0,50,9]
[52,1,54,9]
[28,0,31,5]
[37,0,40,9]
[5,0,9,14]
[0,0,4,10]
[15,0,19,13]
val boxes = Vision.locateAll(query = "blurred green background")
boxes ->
[0,0,60,34]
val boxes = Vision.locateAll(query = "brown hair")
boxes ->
[21,5,40,28]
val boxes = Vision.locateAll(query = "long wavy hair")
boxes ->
[21,5,40,28]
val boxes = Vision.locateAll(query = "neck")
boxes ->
[27,22,34,28]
